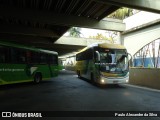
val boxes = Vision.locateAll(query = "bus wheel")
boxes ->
[34,73,42,84]
[90,73,95,84]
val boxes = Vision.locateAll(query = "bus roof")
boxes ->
[98,43,126,49]
[0,41,58,55]
[77,43,126,54]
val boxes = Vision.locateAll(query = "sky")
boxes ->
[80,28,108,38]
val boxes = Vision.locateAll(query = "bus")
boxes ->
[76,43,129,85]
[0,41,59,85]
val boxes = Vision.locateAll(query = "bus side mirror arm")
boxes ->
[95,51,100,62]
[127,53,133,67]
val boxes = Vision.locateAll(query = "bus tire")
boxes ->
[34,73,42,84]
[90,73,95,84]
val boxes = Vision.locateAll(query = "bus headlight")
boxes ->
[126,79,129,83]
[101,79,105,83]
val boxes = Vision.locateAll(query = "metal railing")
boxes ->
[133,38,160,68]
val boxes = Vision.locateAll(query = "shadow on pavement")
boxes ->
[77,77,126,89]
[59,70,76,76]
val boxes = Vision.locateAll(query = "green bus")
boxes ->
[76,43,129,85]
[0,41,59,85]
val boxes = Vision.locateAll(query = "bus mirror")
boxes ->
[95,51,100,62]
[127,53,133,67]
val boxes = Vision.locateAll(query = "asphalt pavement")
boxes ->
[0,70,160,120]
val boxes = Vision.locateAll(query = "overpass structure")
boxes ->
[0,0,125,57]
[0,0,160,56]
[122,11,160,56]
[55,36,107,58]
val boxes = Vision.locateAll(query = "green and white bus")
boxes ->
[0,41,59,85]
[76,43,129,85]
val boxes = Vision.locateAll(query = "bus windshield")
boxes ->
[99,49,129,73]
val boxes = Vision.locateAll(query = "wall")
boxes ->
[123,11,160,30]
[123,24,160,56]
[122,11,160,56]
[129,68,160,89]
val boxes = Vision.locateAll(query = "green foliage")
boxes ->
[89,32,118,43]
[89,33,107,40]
[108,7,133,20]
[69,27,81,37]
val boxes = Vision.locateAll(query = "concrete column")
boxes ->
[117,32,124,45]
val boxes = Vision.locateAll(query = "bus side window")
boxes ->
[11,48,26,64]
[0,55,5,63]
[76,54,81,61]
[49,55,58,65]
[17,50,26,63]
[40,53,47,64]
[26,51,32,63]
[47,55,51,64]
[30,52,40,64]
[86,48,93,60]
[0,47,5,63]
[0,46,10,63]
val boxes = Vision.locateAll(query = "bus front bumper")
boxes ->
[98,73,129,84]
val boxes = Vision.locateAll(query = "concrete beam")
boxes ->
[122,18,160,35]
[95,0,160,13]
[0,23,59,38]
[55,36,107,46]
[0,6,125,32]
[0,34,85,56]
[54,36,108,57]
[0,33,55,45]
[122,23,160,56]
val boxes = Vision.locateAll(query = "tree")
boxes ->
[105,31,118,43]
[108,7,133,20]
[89,33,107,40]
[89,33,115,43]
[89,32,118,43]
[69,27,81,37]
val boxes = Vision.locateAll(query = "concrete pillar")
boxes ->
[117,32,124,45]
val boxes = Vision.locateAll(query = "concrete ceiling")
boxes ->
[0,0,159,56]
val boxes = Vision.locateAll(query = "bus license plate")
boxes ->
[113,81,118,83]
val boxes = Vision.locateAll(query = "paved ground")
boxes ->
[0,70,160,120]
